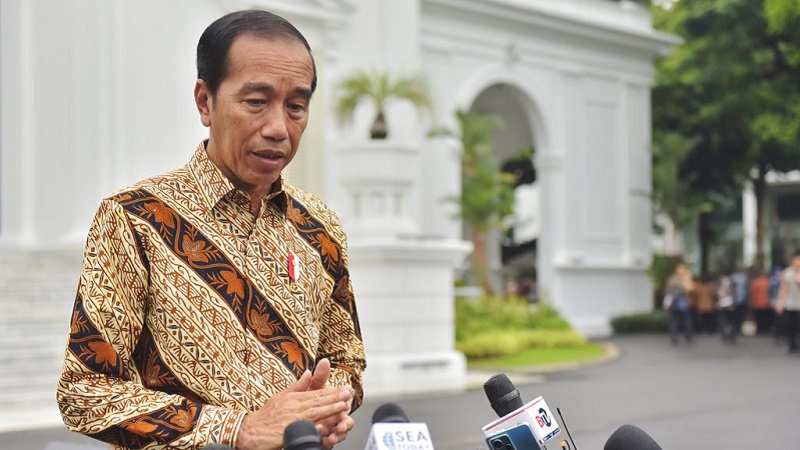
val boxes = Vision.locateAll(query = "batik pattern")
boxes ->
[57,142,366,449]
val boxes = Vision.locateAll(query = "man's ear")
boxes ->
[194,80,213,127]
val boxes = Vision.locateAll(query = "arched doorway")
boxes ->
[468,83,538,296]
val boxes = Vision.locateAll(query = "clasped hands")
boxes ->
[235,358,354,450]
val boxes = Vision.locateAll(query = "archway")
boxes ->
[468,83,539,296]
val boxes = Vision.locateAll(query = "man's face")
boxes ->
[195,34,314,199]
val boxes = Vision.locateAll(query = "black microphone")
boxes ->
[483,373,523,417]
[284,419,324,450]
[365,403,434,450]
[603,424,662,450]
[482,373,572,450]
[372,402,410,423]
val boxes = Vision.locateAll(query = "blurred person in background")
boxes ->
[749,269,773,336]
[717,271,737,344]
[731,267,750,337]
[693,275,717,334]
[776,250,800,355]
[664,262,695,346]
[770,265,786,345]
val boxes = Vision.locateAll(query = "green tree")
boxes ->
[653,0,800,271]
[764,0,800,38]
[652,131,710,253]
[433,110,515,295]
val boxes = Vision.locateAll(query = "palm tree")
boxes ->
[334,70,432,139]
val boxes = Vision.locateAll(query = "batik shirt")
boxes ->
[57,142,366,449]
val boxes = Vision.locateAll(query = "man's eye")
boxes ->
[245,99,266,107]
[288,103,307,113]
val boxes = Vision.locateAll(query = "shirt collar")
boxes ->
[188,140,287,213]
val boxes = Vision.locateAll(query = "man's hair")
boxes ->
[196,10,317,96]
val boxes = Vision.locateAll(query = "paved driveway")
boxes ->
[4,334,798,449]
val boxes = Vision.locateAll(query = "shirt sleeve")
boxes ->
[315,217,367,411]
[56,198,246,449]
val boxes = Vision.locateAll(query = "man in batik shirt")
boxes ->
[57,10,365,450]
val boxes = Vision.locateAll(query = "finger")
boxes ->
[286,370,313,393]
[336,415,354,434]
[310,385,350,405]
[306,397,350,422]
[315,411,346,438]
[324,428,348,449]
[316,423,331,435]
[310,358,331,390]
[315,416,336,437]
[323,432,340,449]
[299,385,351,416]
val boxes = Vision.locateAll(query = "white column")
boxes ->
[350,240,470,396]
[742,181,757,266]
[0,0,35,247]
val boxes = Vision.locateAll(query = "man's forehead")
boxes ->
[227,34,313,75]
[229,32,311,59]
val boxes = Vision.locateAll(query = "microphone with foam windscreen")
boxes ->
[284,419,324,450]
[372,402,410,423]
[364,403,434,450]
[483,373,524,417]
[481,374,565,450]
[603,424,662,450]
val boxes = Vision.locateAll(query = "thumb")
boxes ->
[285,370,313,393]
[310,358,332,391]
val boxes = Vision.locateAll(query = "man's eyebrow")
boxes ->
[238,82,313,101]
[238,82,272,96]
[295,87,313,102]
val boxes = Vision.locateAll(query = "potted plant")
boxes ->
[334,70,432,139]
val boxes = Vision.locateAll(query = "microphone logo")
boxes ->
[379,431,432,450]
[382,432,397,450]
[538,408,552,427]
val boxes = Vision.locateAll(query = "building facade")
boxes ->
[0,0,675,431]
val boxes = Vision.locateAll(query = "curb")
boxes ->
[465,340,621,389]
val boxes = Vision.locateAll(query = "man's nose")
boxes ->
[260,106,289,141]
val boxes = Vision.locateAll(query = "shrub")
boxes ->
[455,296,584,359]
[610,310,670,334]
[457,329,587,359]
[455,296,569,342]
[457,331,524,359]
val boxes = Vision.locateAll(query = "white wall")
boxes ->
[0,0,224,249]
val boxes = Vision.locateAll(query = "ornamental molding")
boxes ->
[217,0,357,24]
[422,0,680,57]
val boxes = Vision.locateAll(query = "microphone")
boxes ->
[603,424,662,450]
[481,374,563,449]
[483,373,523,417]
[372,402,410,423]
[202,446,233,450]
[284,419,324,450]
[365,403,434,450]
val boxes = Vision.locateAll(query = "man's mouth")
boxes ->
[252,150,284,161]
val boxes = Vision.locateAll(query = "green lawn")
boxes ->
[467,343,607,369]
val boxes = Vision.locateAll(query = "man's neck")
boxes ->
[250,198,262,217]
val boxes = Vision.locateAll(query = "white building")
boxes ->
[0,0,676,431]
